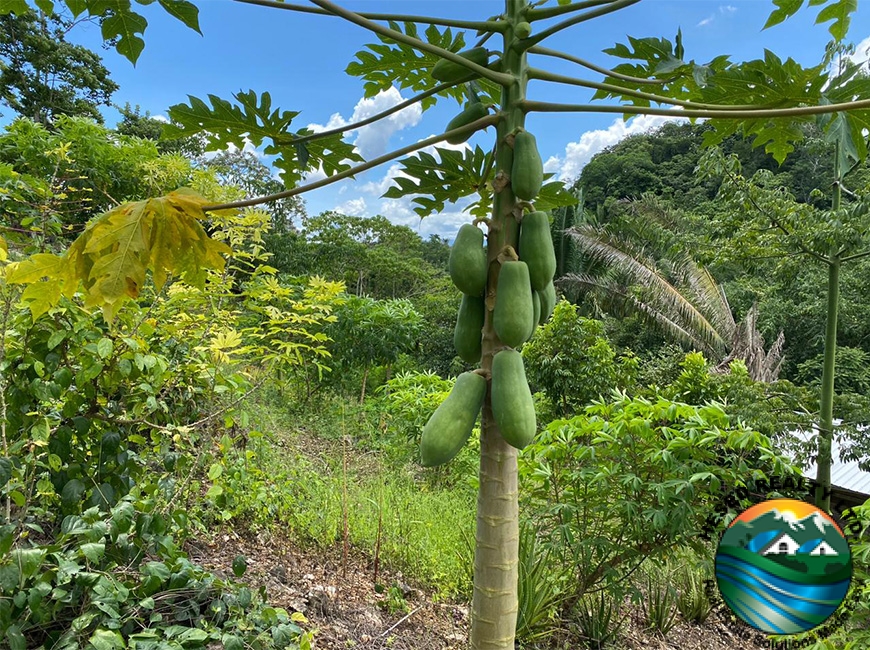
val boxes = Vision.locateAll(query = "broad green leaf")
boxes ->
[80,542,106,563]
[100,5,148,65]
[166,91,361,187]
[381,145,493,217]
[346,22,499,109]
[0,457,11,488]
[12,547,46,578]
[0,0,30,14]
[5,626,26,650]
[34,0,53,12]
[88,629,125,650]
[764,0,804,30]
[157,0,201,34]
[532,179,580,213]
[815,0,857,41]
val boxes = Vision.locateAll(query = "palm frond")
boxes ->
[565,225,728,355]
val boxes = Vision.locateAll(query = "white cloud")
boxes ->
[546,113,689,182]
[719,5,737,14]
[334,197,367,216]
[306,86,423,161]
[697,15,714,27]
[848,35,870,69]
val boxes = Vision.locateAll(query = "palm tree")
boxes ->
[559,194,784,382]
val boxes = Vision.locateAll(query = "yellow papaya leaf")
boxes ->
[20,281,63,321]
[6,253,68,284]
[0,236,6,262]
[67,188,231,320]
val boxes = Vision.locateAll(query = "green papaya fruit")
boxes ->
[420,372,486,467]
[431,47,489,82]
[491,349,536,449]
[519,210,557,291]
[539,281,557,324]
[454,294,485,363]
[449,224,488,296]
[511,129,544,201]
[493,261,534,347]
[515,21,532,39]
[445,102,489,145]
[532,291,541,331]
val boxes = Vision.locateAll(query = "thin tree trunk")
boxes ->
[814,148,842,514]
[470,2,525,646]
[814,257,840,512]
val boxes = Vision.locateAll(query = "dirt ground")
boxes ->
[188,528,775,650]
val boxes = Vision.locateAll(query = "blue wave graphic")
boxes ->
[715,553,850,633]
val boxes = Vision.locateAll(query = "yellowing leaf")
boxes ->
[20,281,63,321]
[0,236,6,262]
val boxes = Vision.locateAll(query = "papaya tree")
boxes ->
[4,0,870,648]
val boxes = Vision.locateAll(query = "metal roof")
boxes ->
[794,426,870,497]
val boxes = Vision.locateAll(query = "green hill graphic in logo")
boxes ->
[715,498,852,634]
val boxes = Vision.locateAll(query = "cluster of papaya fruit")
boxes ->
[420,122,557,468]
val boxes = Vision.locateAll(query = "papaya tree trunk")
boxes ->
[471,2,526,647]
[814,257,839,512]
[814,153,842,514]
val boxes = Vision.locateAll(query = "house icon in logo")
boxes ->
[760,532,840,557]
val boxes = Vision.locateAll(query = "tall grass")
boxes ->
[211,391,477,599]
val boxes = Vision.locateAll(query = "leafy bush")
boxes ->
[519,393,800,596]
[0,498,313,650]
[522,302,637,417]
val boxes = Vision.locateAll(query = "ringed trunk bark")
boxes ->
[470,2,527,647]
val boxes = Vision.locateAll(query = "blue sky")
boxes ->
[59,0,870,238]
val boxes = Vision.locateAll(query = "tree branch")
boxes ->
[202,114,501,212]
[527,67,769,111]
[278,75,479,147]
[520,98,870,119]
[528,45,670,85]
[523,0,641,48]
[841,248,870,262]
[233,0,505,32]
[307,0,514,87]
[525,0,619,22]
[721,170,830,265]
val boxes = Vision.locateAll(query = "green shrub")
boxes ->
[519,394,800,596]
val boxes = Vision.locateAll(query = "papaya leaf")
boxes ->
[765,0,856,42]
[8,189,230,321]
[166,90,361,187]
[346,22,499,109]
[533,178,580,213]
[382,145,493,217]
[156,0,201,34]
[97,2,148,64]
[0,0,32,14]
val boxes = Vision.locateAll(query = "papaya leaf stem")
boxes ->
[520,98,870,120]
[527,67,771,111]
[525,0,620,22]
[278,75,481,147]
[234,0,506,32]
[527,45,671,85]
[307,0,515,87]
[522,0,641,48]
[202,114,501,212]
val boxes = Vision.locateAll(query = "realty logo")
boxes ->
[715,498,852,634]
